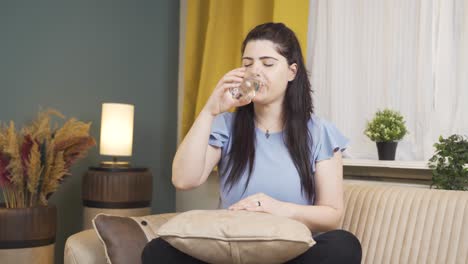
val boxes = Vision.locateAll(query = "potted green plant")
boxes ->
[0,109,95,263]
[364,108,408,160]
[428,134,468,191]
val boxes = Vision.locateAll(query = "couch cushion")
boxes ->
[341,183,468,264]
[92,213,178,264]
[64,229,107,264]
[157,210,315,264]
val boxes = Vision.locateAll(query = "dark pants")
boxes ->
[142,229,362,264]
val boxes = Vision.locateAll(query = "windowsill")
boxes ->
[342,158,432,185]
[343,158,430,170]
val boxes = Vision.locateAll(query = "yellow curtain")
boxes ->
[181,0,309,138]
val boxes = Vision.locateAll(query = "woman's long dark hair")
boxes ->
[223,22,315,202]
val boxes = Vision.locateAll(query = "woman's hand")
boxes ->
[228,193,293,219]
[202,68,252,116]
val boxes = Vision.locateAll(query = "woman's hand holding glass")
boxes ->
[202,68,259,116]
[229,71,263,100]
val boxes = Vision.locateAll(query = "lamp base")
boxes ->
[100,161,130,168]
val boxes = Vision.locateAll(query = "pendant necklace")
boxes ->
[256,121,271,139]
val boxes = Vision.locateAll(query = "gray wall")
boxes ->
[0,1,179,262]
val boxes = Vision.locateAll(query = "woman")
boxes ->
[143,22,362,264]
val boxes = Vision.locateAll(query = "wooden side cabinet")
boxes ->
[82,167,152,229]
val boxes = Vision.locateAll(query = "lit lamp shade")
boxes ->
[100,103,134,157]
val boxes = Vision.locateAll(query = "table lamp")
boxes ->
[81,102,152,230]
[99,103,134,167]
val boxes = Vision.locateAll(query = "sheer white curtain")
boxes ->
[306,0,468,161]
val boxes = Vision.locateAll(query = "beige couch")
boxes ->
[64,183,468,264]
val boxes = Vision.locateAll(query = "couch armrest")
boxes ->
[64,229,107,264]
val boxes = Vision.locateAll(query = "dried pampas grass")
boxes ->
[26,141,42,207]
[0,109,95,208]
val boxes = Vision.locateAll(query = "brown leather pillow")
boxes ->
[157,210,315,264]
[92,213,178,264]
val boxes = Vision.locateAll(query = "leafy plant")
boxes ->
[364,109,408,142]
[0,109,96,208]
[428,134,468,191]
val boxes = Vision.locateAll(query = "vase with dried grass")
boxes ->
[0,109,95,264]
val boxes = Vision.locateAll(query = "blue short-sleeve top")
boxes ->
[209,112,349,208]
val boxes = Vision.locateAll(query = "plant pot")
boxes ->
[376,141,398,160]
[0,204,56,264]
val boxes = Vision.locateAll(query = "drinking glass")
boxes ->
[229,72,264,100]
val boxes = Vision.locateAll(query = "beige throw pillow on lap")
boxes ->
[157,210,315,264]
